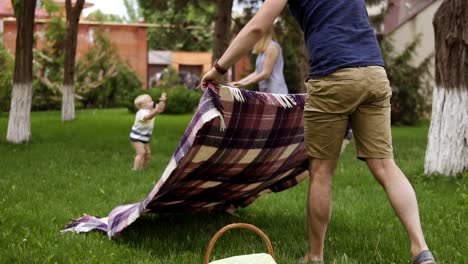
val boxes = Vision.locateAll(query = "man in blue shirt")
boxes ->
[201,1,435,263]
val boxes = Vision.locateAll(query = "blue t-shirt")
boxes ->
[288,0,385,78]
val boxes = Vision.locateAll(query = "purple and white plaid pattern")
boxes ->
[62,85,352,238]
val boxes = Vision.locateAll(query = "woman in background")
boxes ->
[229,27,288,94]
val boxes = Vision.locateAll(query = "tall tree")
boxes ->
[6,0,37,143]
[424,0,468,176]
[138,0,215,51]
[61,0,85,121]
[212,0,233,62]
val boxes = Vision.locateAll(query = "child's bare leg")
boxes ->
[142,153,151,169]
[133,154,144,170]
[131,142,146,170]
[141,144,151,169]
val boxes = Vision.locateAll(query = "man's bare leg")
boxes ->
[304,158,338,262]
[366,158,429,258]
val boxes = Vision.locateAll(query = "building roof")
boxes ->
[0,0,16,18]
[382,0,437,35]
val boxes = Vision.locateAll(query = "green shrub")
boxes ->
[381,36,433,125]
[0,35,14,112]
[75,31,143,108]
[126,86,202,114]
[32,80,62,111]
[31,2,66,111]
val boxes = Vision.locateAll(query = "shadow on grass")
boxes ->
[111,210,308,260]
[106,209,372,263]
[111,207,433,263]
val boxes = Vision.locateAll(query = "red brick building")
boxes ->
[0,0,149,87]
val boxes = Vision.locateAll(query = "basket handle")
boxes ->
[203,223,275,264]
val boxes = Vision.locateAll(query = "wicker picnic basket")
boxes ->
[204,223,277,264]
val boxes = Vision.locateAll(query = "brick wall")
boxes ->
[2,18,148,87]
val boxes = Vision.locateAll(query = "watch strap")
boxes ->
[213,59,228,75]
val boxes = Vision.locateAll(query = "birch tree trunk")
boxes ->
[424,0,468,176]
[61,0,85,122]
[6,0,37,143]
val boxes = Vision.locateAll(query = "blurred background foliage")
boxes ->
[0,0,433,121]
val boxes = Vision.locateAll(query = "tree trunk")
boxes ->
[212,0,233,63]
[6,0,37,143]
[61,0,85,122]
[424,0,468,176]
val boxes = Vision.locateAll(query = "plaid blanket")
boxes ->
[62,85,352,238]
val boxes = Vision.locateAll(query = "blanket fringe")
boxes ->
[223,85,296,109]
[272,94,296,108]
[223,85,245,103]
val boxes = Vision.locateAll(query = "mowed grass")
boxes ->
[0,109,466,264]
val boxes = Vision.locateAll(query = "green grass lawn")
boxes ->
[0,109,466,263]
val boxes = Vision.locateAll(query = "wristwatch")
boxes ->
[213,59,228,75]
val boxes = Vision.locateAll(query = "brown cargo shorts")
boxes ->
[304,66,393,160]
